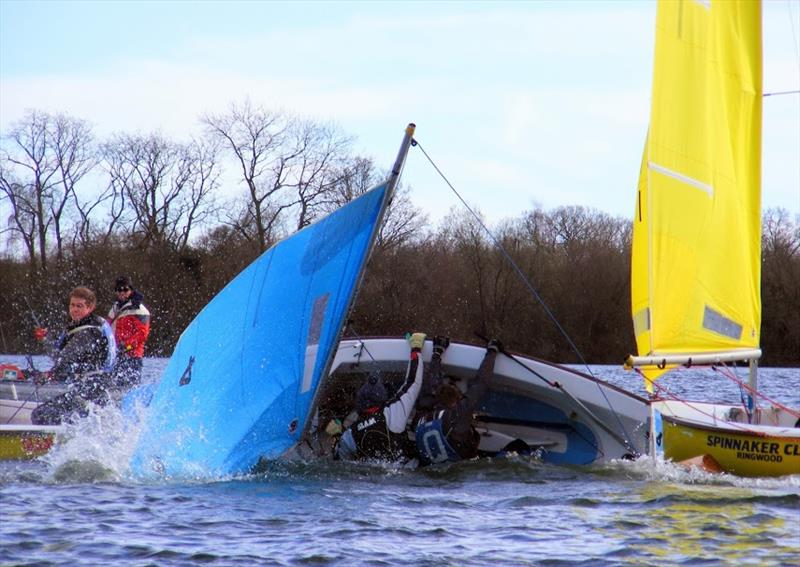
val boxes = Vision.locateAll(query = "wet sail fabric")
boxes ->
[631,1,762,386]
[129,183,390,479]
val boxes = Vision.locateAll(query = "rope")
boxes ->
[413,140,638,454]
[642,366,797,437]
[342,323,378,364]
[715,364,800,419]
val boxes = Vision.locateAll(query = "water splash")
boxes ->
[42,395,151,483]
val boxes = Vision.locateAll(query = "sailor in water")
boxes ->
[413,336,499,466]
[31,286,117,425]
[335,332,426,463]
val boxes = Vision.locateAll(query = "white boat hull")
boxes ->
[308,338,651,465]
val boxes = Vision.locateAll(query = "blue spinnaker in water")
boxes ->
[129,183,389,479]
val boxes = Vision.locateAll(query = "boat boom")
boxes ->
[626,349,762,369]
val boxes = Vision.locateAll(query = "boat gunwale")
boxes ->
[337,335,650,404]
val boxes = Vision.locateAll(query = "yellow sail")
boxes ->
[630,0,762,388]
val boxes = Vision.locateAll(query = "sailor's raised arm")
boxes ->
[384,332,426,433]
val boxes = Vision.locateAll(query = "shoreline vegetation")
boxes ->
[2,106,798,365]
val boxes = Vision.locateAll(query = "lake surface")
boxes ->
[1,356,798,566]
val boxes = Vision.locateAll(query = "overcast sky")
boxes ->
[2,0,798,226]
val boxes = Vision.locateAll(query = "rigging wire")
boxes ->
[641,364,799,436]
[412,139,638,454]
[413,140,590,370]
[715,364,800,418]
[763,90,800,97]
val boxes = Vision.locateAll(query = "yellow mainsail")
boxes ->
[630,0,762,388]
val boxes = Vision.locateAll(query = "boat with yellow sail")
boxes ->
[625,0,800,477]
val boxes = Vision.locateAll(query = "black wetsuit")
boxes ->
[414,349,496,465]
[336,350,424,463]
[31,314,116,425]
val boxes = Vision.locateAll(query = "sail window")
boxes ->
[301,293,330,393]
[703,306,742,340]
[633,308,651,336]
[649,161,714,197]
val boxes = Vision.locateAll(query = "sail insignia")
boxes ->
[178,356,194,387]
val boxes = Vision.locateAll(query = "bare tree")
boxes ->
[202,101,292,251]
[102,132,220,251]
[0,110,97,269]
[290,120,352,230]
[323,156,428,250]
[70,172,126,250]
[203,101,356,250]
[49,114,96,259]
[1,110,58,271]
[0,166,37,264]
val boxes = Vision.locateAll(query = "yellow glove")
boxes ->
[325,419,343,436]
[408,332,426,351]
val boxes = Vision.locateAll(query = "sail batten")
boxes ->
[631,1,762,388]
[648,161,713,197]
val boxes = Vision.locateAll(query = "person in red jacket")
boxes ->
[107,276,151,388]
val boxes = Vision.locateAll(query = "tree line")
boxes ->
[2,106,798,366]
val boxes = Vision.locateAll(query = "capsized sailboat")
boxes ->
[128,125,417,479]
[625,0,800,477]
[300,338,650,466]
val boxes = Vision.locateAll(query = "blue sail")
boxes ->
[129,183,390,479]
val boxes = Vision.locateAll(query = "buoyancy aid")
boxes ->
[415,410,461,466]
[54,314,117,378]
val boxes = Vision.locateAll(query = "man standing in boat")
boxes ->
[413,337,499,466]
[107,276,151,388]
[31,286,117,425]
[335,332,427,463]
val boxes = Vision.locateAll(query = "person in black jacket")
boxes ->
[31,286,117,425]
[335,332,426,463]
[414,337,499,466]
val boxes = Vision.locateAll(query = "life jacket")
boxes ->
[415,410,462,466]
[109,293,150,332]
[339,407,409,462]
[100,320,116,371]
[61,316,117,373]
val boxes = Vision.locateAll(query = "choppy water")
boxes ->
[1,356,799,566]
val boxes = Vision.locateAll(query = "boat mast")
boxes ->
[299,123,416,448]
[385,123,416,200]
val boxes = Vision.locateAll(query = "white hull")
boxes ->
[310,338,651,465]
[0,379,66,404]
[0,398,39,425]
